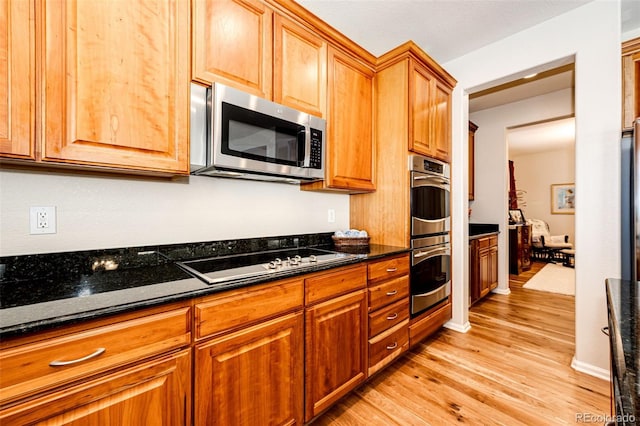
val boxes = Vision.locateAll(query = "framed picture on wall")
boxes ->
[508,208,526,224]
[551,183,575,214]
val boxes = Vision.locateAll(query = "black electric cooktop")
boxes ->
[178,247,358,285]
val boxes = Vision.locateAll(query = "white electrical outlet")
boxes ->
[327,209,336,223]
[30,206,57,234]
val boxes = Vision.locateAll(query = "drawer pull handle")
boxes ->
[386,342,398,350]
[386,290,398,296]
[386,268,397,273]
[49,348,106,367]
[386,313,399,320]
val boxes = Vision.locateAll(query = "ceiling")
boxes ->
[299,0,635,156]
[298,0,640,64]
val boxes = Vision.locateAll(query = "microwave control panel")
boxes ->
[309,129,323,169]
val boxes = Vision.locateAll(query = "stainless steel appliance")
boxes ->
[178,247,357,287]
[621,120,639,281]
[408,154,452,317]
[190,83,326,183]
[410,234,451,317]
[410,155,451,237]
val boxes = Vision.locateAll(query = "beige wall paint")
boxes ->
[0,169,350,256]
[445,0,620,378]
[510,147,576,244]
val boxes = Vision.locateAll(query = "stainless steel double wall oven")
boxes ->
[409,155,451,318]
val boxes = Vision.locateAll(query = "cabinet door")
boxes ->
[274,14,326,117]
[409,60,452,163]
[479,248,491,298]
[195,312,304,426]
[488,246,498,291]
[193,0,272,99]
[409,59,434,157]
[468,121,478,200]
[325,47,374,191]
[0,0,33,159]
[305,289,367,422]
[42,0,189,174]
[0,350,191,425]
[431,79,452,163]
[469,240,480,304]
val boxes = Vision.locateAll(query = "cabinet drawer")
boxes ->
[305,264,367,305]
[368,320,409,376]
[0,306,191,405]
[369,298,409,337]
[409,301,452,347]
[478,235,497,249]
[367,255,409,284]
[368,275,409,312]
[195,278,303,340]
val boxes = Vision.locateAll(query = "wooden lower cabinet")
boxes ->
[304,289,368,422]
[480,243,498,298]
[0,349,191,425]
[195,311,304,425]
[470,234,498,305]
[509,225,531,275]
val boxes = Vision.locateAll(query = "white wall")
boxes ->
[445,0,621,378]
[0,169,350,256]
[511,147,576,244]
[470,89,574,224]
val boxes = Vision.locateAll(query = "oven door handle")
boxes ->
[414,282,451,298]
[413,175,449,185]
[412,176,450,190]
[413,246,450,260]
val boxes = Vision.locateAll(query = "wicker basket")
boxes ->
[332,235,370,248]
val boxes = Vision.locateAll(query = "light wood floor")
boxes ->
[313,262,610,425]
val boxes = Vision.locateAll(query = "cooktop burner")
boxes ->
[177,247,357,286]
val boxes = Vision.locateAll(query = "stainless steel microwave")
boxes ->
[190,82,326,183]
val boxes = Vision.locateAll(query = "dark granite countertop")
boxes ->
[469,223,500,239]
[0,234,408,339]
[605,278,639,425]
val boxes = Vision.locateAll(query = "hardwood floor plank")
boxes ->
[313,261,610,425]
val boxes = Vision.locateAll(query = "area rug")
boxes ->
[523,263,575,296]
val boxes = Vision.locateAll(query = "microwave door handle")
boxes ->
[302,126,311,168]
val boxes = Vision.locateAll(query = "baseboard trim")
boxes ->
[444,320,471,333]
[492,287,511,295]
[571,356,611,381]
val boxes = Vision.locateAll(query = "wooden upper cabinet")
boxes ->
[409,61,433,157]
[274,14,327,118]
[622,37,640,129]
[317,46,374,192]
[0,0,34,159]
[41,0,190,174]
[193,0,273,99]
[469,121,478,201]
[409,58,452,163]
[431,79,452,162]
